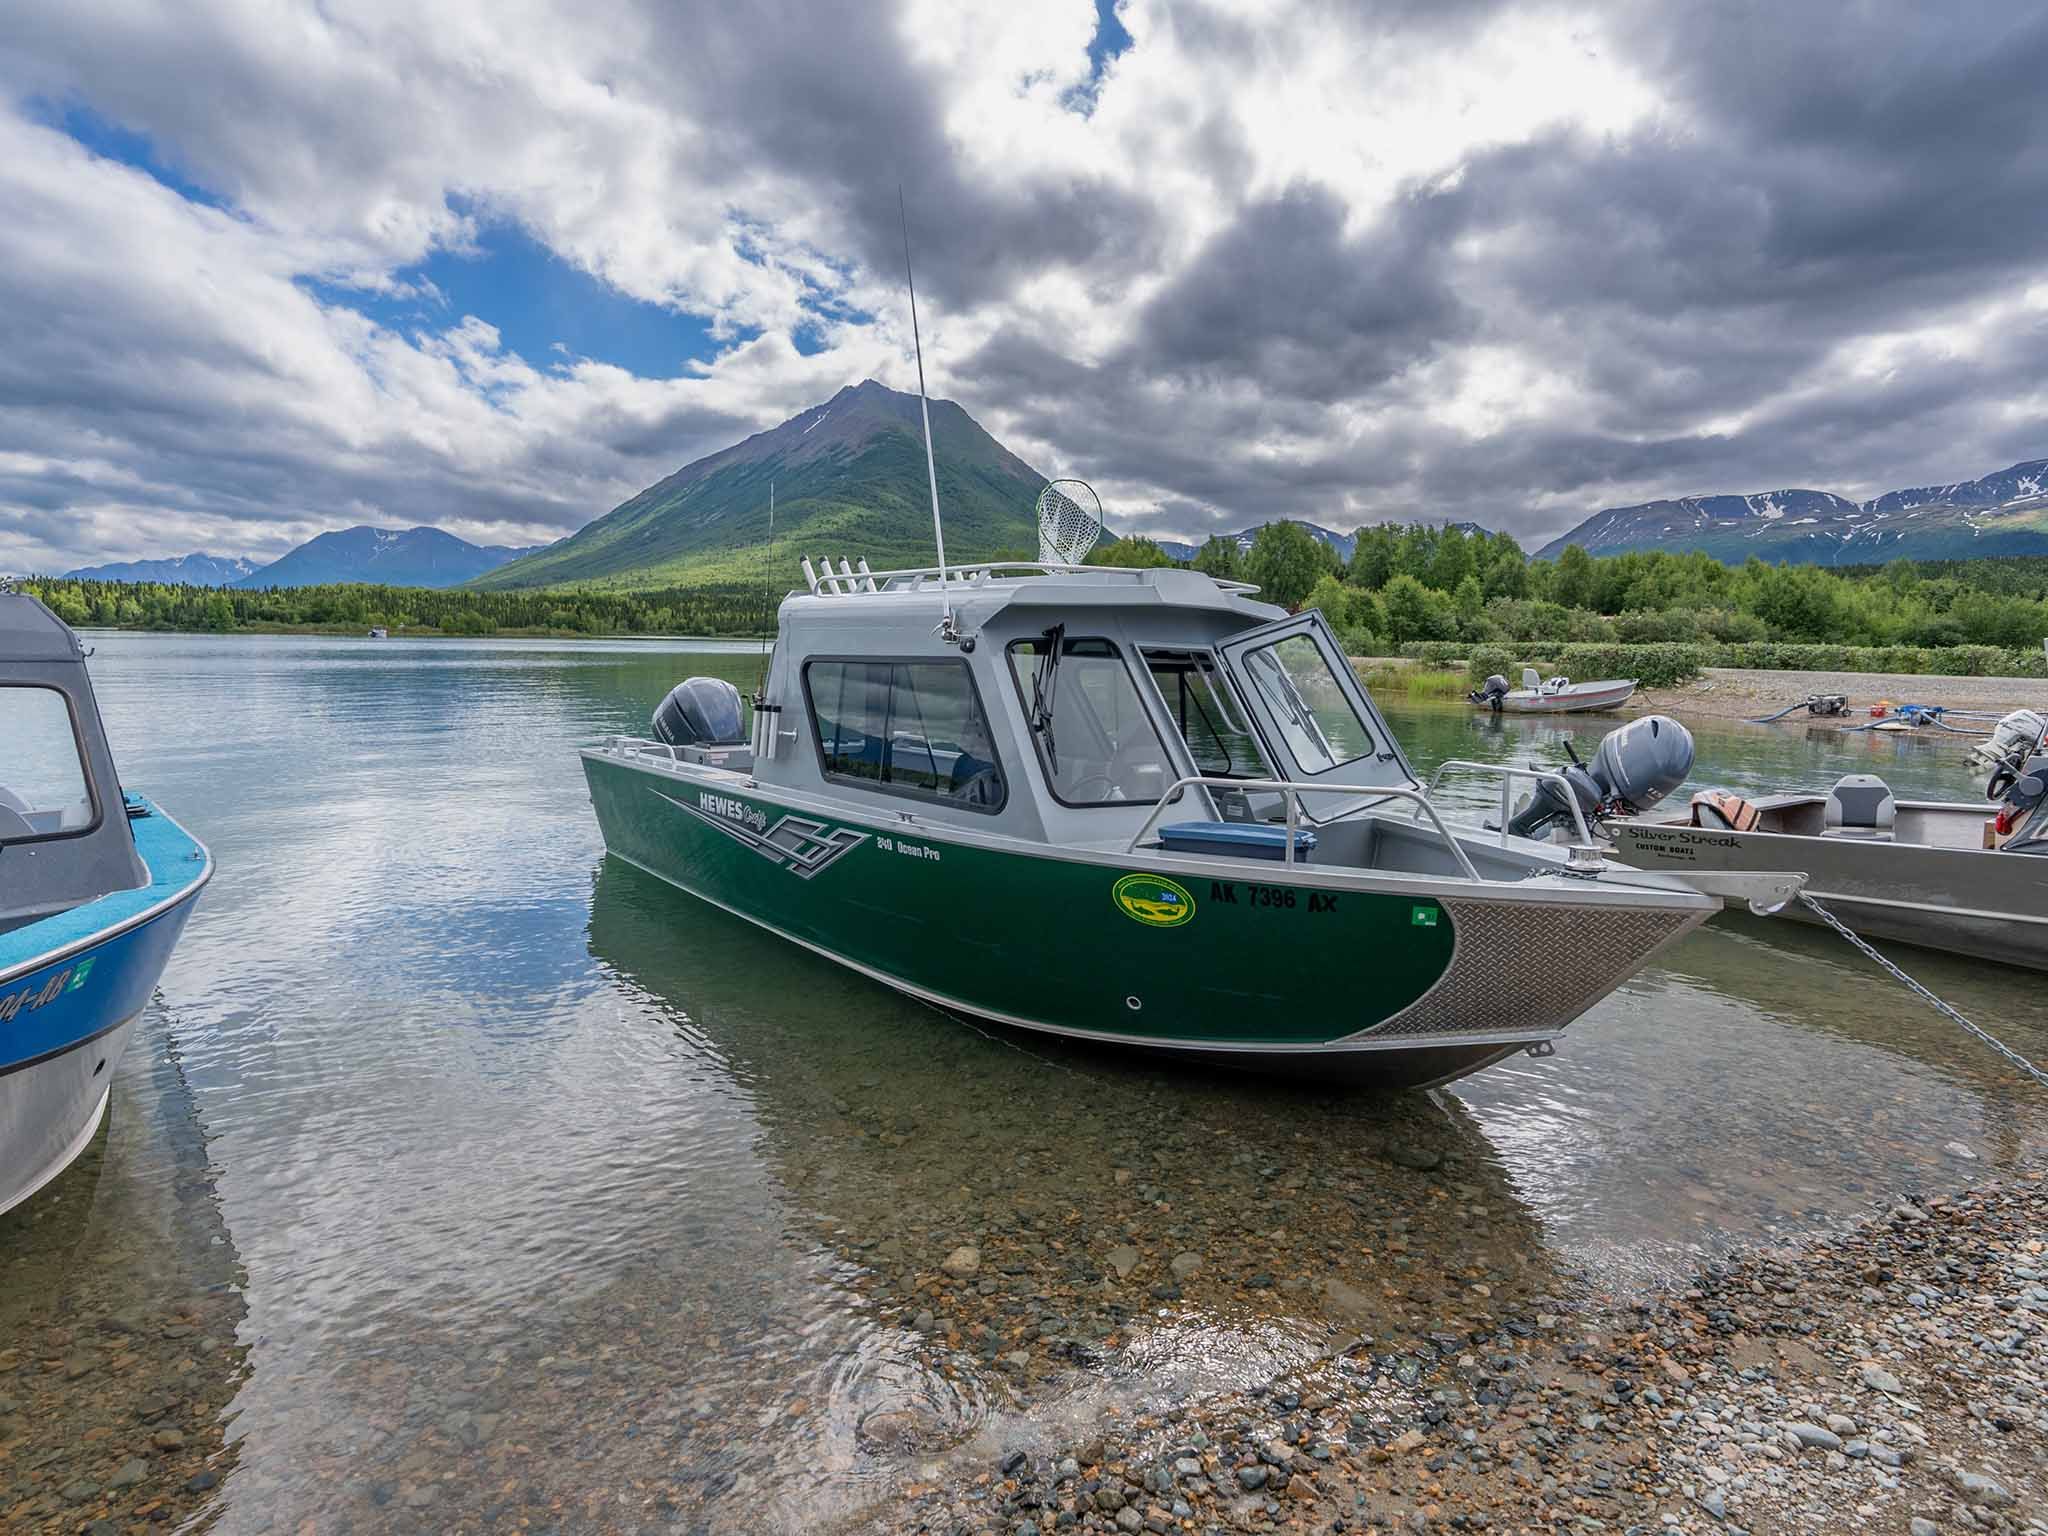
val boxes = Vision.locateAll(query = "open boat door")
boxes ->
[1215,611,1421,819]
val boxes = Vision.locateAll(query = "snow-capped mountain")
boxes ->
[1536,459,2048,565]
[61,552,263,585]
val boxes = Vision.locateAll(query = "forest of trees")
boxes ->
[18,578,776,638]
[21,529,2048,666]
[1093,525,2048,656]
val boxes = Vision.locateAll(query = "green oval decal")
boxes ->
[1113,872,1195,928]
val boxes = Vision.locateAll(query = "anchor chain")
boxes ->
[1798,891,2048,1089]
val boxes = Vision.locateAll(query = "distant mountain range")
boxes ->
[234,526,537,588]
[61,552,263,585]
[1536,458,2048,565]
[63,526,536,589]
[476,380,1047,589]
[1154,522,1357,564]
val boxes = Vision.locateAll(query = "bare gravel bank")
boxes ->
[854,1168,2046,1536]
[1640,669,2048,725]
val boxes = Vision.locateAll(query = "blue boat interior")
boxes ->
[0,797,209,973]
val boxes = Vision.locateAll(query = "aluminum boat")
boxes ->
[1471,668,1638,715]
[1,593,211,1214]
[1608,776,2047,973]
[581,561,1796,1088]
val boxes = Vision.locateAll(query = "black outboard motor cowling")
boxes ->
[1995,752,2048,855]
[1470,674,1510,712]
[653,677,747,748]
[1505,714,1695,840]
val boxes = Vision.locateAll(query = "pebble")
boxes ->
[107,1457,150,1490]
[1169,1251,1202,1280]
[940,1245,981,1278]
[1910,1520,1938,1536]
[1106,1245,1141,1280]
[1953,1471,2014,1508]
[1784,1422,1842,1451]
[1859,1363,1905,1394]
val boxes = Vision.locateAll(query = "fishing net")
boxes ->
[1036,479,1104,566]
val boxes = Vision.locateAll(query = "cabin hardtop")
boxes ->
[0,592,149,928]
[751,562,1419,847]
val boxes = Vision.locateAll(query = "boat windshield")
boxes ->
[1236,635,1374,774]
[1141,649,1271,780]
[1008,635,1174,807]
[0,685,95,842]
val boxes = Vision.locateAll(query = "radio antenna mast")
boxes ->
[753,480,774,692]
[898,187,956,641]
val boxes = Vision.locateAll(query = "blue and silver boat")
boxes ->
[1,592,211,1215]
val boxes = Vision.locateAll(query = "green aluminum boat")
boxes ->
[579,558,1801,1089]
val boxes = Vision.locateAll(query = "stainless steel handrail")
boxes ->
[1125,775,1484,883]
[799,557,1262,598]
[1414,759,1593,846]
[610,734,681,764]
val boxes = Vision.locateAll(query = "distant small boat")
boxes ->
[1472,668,1637,715]
[367,627,388,639]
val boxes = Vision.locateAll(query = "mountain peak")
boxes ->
[475,384,1046,589]
[1536,457,2048,566]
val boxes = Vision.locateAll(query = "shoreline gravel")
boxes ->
[1638,668,2048,725]
[852,1167,2046,1536]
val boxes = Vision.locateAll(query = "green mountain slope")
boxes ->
[477,381,1047,590]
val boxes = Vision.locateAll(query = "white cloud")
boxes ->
[2,0,2044,573]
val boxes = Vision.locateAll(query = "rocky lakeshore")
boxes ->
[852,1169,2045,1536]
[1637,668,2048,725]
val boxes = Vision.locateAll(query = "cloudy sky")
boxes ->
[5,0,2045,573]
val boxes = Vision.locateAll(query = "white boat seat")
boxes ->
[1823,773,1896,840]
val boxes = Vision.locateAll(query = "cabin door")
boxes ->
[1214,612,1419,818]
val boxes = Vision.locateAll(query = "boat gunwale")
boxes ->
[580,741,1715,914]
[0,799,213,987]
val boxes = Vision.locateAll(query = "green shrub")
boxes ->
[1464,643,1710,689]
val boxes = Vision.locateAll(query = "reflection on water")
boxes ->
[0,635,2039,1533]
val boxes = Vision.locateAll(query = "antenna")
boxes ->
[753,479,774,695]
[899,187,956,640]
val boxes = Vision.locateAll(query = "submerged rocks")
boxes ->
[939,1245,981,1278]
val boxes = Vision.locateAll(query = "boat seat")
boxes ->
[1823,774,1896,841]
[1157,820,1317,862]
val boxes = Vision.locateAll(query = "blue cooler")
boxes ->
[1156,820,1317,862]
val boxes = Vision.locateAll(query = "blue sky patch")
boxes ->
[319,218,749,379]
[44,101,230,210]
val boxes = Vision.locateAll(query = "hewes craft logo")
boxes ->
[1112,873,1195,929]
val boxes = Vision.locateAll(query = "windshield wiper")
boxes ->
[1029,623,1065,772]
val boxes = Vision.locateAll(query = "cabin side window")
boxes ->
[1007,635,1174,808]
[1141,649,1272,780]
[802,660,1007,812]
[0,685,97,842]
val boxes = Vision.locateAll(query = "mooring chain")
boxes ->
[1798,891,2048,1089]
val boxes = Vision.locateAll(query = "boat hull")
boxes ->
[1490,680,1638,714]
[582,751,1708,1088]
[1607,815,2047,973]
[0,803,210,1214]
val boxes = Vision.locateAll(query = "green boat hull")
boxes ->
[582,753,1706,1087]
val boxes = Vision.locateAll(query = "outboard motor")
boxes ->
[1992,752,2048,854]
[1972,708,2048,799]
[1505,714,1695,840]
[1470,674,1510,712]
[652,677,747,748]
